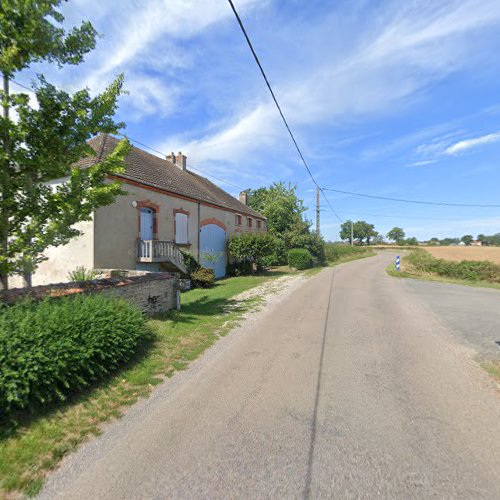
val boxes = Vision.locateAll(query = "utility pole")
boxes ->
[316,186,320,236]
[351,220,354,247]
[0,73,10,290]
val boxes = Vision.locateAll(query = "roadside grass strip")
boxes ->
[386,258,500,291]
[0,270,294,498]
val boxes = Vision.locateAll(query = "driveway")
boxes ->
[39,253,500,499]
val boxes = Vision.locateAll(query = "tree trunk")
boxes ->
[0,73,10,290]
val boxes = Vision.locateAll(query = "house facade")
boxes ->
[17,134,266,287]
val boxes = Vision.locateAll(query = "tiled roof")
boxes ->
[81,134,265,219]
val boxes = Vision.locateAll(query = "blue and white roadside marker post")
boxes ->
[396,255,401,271]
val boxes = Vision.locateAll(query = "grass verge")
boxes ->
[0,269,297,498]
[386,262,500,291]
[482,362,500,385]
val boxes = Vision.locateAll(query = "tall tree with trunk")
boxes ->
[386,227,405,244]
[0,0,130,289]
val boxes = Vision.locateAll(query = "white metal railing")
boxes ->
[136,240,187,274]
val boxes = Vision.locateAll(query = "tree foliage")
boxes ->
[0,0,130,288]
[246,183,324,264]
[461,234,473,246]
[340,220,377,245]
[386,227,405,244]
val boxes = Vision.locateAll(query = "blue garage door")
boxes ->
[200,224,226,278]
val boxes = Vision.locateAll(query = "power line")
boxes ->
[324,187,500,208]
[226,0,342,224]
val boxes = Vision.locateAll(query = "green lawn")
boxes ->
[0,270,294,497]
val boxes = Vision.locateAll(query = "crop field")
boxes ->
[424,246,500,264]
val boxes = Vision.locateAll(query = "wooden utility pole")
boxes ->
[316,186,320,236]
[1,73,10,290]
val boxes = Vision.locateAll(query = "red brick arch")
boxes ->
[200,218,226,231]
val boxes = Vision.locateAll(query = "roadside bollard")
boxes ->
[396,255,400,271]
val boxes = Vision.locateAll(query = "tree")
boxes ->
[429,237,439,245]
[405,237,418,246]
[246,182,305,235]
[339,220,354,245]
[386,227,405,244]
[340,220,377,245]
[246,183,325,264]
[461,235,473,246]
[0,1,130,289]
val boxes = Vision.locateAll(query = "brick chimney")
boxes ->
[176,152,187,171]
[166,152,176,164]
[239,191,248,205]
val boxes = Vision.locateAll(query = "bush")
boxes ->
[0,294,146,414]
[190,268,215,288]
[227,260,253,276]
[288,248,313,270]
[227,233,277,271]
[285,232,326,265]
[181,250,201,275]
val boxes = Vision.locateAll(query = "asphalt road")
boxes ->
[39,253,500,499]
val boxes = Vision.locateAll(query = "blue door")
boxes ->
[141,208,154,240]
[200,224,226,278]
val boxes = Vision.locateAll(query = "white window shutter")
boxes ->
[175,213,188,244]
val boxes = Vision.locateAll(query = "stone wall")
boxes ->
[1,272,180,316]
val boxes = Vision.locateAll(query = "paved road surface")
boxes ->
[404,278,500,360]
[39,253,500,499]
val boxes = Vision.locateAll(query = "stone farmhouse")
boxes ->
[22,134,266,286]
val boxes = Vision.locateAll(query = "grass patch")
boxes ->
[0,269,300,497]
[482,361,500,384]
[327,249,376,267]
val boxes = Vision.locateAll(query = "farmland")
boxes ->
[424,246,500,264]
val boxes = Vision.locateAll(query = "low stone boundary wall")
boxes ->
[0,272,180,316]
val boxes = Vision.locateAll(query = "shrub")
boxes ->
[190,268,215,288]
[288,248,313,270]
[0,294,146,414]
[181,250,201,275]
[285,232,326,264]
[227,233,276,271]
[227,260,253,276]
[67,266,102,282]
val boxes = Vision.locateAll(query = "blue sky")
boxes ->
[14,0,500,241]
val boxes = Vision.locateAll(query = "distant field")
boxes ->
[424,246,500,264]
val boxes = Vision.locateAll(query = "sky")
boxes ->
[13,0,500,241]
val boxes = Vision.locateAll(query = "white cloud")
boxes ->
[172,0,500,165]
[444,132,500,155]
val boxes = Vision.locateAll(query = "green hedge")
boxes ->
[288,248,313,270]
[325,243,371,262]
[0,294,146,414]
[406,250,500,282]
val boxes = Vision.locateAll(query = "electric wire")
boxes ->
[226,0,343,223]
[324,187,500,208]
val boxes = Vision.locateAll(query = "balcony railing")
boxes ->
[136,240,187,274]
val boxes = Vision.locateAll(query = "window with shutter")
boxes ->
[175,212,189,244]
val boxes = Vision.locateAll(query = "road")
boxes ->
[39,253,500,499]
